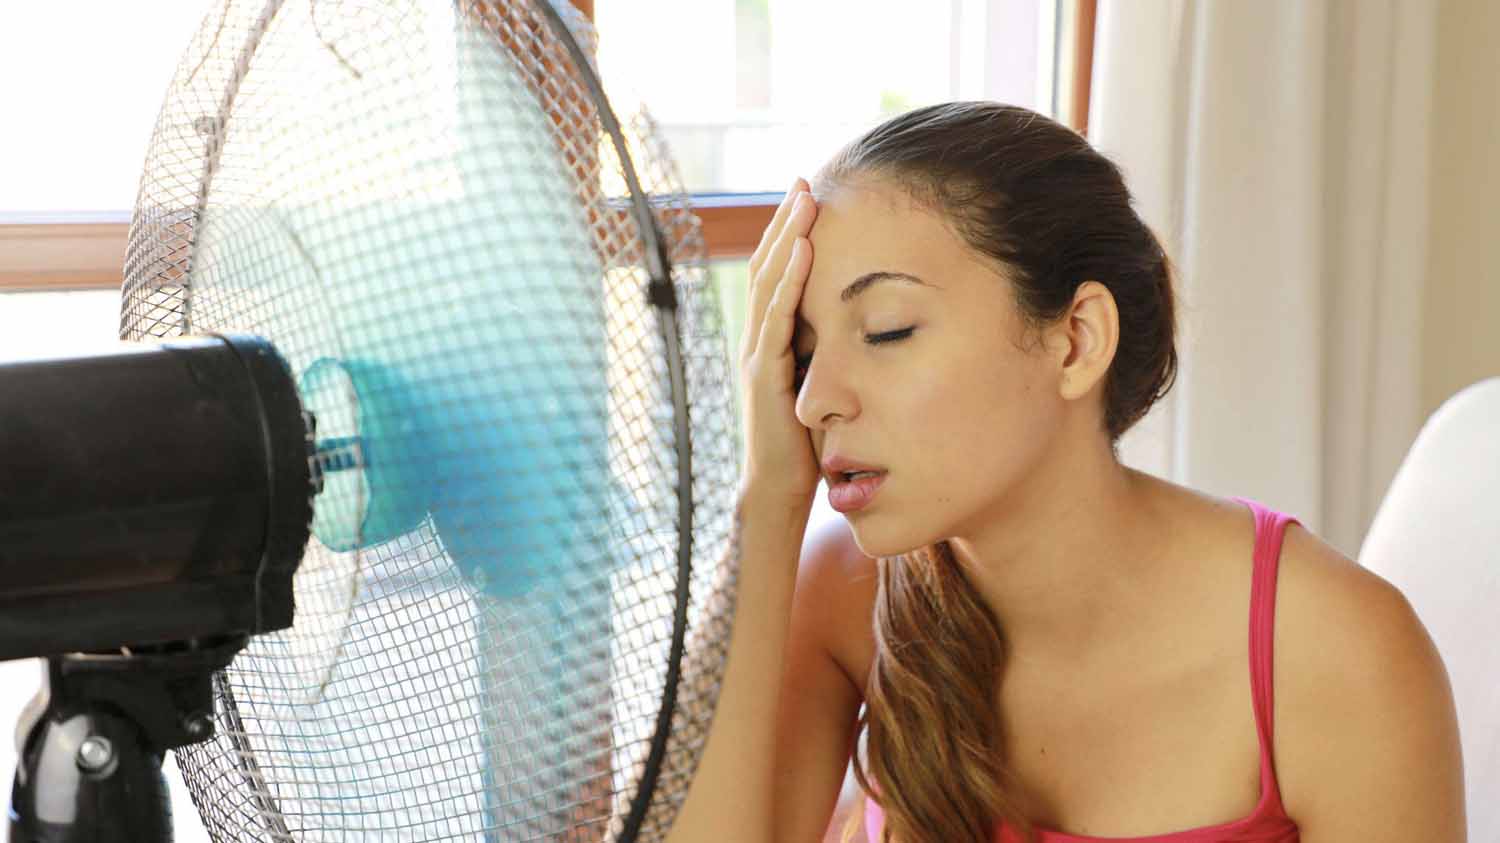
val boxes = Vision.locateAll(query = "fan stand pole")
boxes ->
[8,637,245,843]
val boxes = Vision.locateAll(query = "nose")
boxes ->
[794,355,857,430]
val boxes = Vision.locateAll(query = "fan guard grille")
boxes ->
[120,2,741,841]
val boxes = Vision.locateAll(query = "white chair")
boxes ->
[1358,377,1500,840]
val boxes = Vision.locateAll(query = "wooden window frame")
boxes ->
[0,218,132,292]
[0,0,1096,292]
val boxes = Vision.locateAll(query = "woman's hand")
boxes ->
[737,177,820,513]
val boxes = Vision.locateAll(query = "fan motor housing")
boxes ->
[0,333,312,661]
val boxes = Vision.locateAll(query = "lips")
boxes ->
[821,454,887,486]
[830,469,885,485]
[827,471,886,513]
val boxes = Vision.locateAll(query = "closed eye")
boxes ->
[794,327,916,385]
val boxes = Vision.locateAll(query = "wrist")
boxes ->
[735,481,813,530]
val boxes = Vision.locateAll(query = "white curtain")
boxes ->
[1094,0,1438,556]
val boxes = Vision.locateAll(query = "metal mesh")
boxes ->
[119,2,740,840]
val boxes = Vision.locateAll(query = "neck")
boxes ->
[948,432,1173,667]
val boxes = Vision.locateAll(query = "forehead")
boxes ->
[797,181,982,323]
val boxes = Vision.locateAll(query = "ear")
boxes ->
[1047,280,1118,401]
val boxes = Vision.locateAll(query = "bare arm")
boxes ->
[659,176,837,842]
[661,493,810,843]
[771,517,868,841]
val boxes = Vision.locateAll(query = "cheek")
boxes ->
[910,357,1057,487]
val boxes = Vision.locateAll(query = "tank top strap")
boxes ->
[1229,495,1300,806]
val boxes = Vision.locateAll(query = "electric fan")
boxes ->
[3,1,742,841]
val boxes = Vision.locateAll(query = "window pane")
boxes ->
[595,0,1053,193]
[708,258,750,421]
[0,3,214,213]
[0,291,122,360]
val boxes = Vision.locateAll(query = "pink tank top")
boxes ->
[864,497,1302,842]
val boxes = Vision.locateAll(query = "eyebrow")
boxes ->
[840,271,937,302]
[795,271,938,339]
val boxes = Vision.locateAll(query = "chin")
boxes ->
[842,516,939,561]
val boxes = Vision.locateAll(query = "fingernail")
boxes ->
[789,177,804,195]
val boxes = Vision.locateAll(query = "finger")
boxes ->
[740,184,802,360]
[748,177,808,278]
[754,236,814,390]
[744,182,810,338]
[743,194,817,359]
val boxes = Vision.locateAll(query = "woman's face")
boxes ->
[794,177,1069,557]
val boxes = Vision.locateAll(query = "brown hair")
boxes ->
[814,102,1178,843]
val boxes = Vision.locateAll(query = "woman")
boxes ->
[665,102,1465,843]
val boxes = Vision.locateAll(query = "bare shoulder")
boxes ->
[1272,518,1438,733]
[797,515,880,696]
[1270,518,1466,837]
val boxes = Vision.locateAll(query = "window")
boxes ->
[0,1,1096,291]
[595,0,1089,260]
[0,2,212,294]
[596,0,1054,194]
[0,3,213,214]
